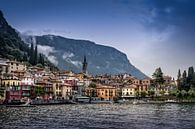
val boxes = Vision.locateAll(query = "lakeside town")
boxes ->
[1,55,195,106]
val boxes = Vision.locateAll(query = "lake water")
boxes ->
[0,103,195,129]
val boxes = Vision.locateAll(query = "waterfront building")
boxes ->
[21,77,35,99]
[85,87,96,97]
[163,76,173,85]
[36,80,53,100]
[52,79,63,99]
[1,78,22,102]
[121,84,137,98]
[76,80,85,96]
[96,85,116,101]
[61,83,73,99]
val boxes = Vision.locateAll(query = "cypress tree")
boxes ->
[29,43,34,65]
[177,69,181,80]
[182,70,189,91]
[187,66,195,88]
[23,53,28,62]
[177,69,182,90]
[42,54,45,66]
[34,45,38,65]
[38,53,45,66]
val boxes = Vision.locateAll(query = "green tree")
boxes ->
[152,67,165,85]
[34,45,38,65]
[187,66,195,88]
[29,43,34,65]
[152,67,165,96]
[35,86,44,96]
[177,69,182,90]
[22,53,28,62]
[182,70,189,91]
[140,91,147,98]
[181,90,187,98]
[89,82,96,88]
[38,54,45,66]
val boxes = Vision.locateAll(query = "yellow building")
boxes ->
[96,85,116,100]
[51,79,63,98]
[85,87,96,97]
[122,84,137,98]
[1,79,21,89]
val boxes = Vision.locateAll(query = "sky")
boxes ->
[0,0,195,78]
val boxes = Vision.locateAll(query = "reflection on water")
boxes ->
[0,104,195,129]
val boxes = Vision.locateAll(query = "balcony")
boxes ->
[22,93,30,96]
[22,86,31,91]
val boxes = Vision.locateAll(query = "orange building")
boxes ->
[96,85,116,101]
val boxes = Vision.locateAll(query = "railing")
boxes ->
[22,93,30,96]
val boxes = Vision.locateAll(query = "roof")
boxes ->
[123,84,137,89]
[96,85,116,89]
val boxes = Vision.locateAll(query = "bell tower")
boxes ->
[82,55,88,74]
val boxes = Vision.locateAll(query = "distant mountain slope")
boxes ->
[22,34,147,79]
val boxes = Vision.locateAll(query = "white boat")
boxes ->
[165,99,177,103]
[132,100,138,105]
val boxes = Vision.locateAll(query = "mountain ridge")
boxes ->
[21,34,147,79]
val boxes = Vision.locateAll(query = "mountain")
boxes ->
[0,10,29,61]
[0,10,146,79]
[0,10,57,70]
[22,34,147,79]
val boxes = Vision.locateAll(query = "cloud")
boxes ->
[21,29,72,37]
[37,45,58,65]
[47,55,58,66]
[62,52,74,59]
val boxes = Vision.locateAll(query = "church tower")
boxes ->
[82,55,88,74]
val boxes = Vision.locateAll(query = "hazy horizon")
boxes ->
[1,0,195,78]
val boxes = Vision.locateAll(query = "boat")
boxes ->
[6,99,35,107]
[165,99,177,103]
[132,100,138,105]
[75,96,90,103]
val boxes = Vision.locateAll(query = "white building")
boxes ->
[122,84,137,98]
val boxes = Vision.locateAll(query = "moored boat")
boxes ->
[165,99,178,103]
[6,99,35,107]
